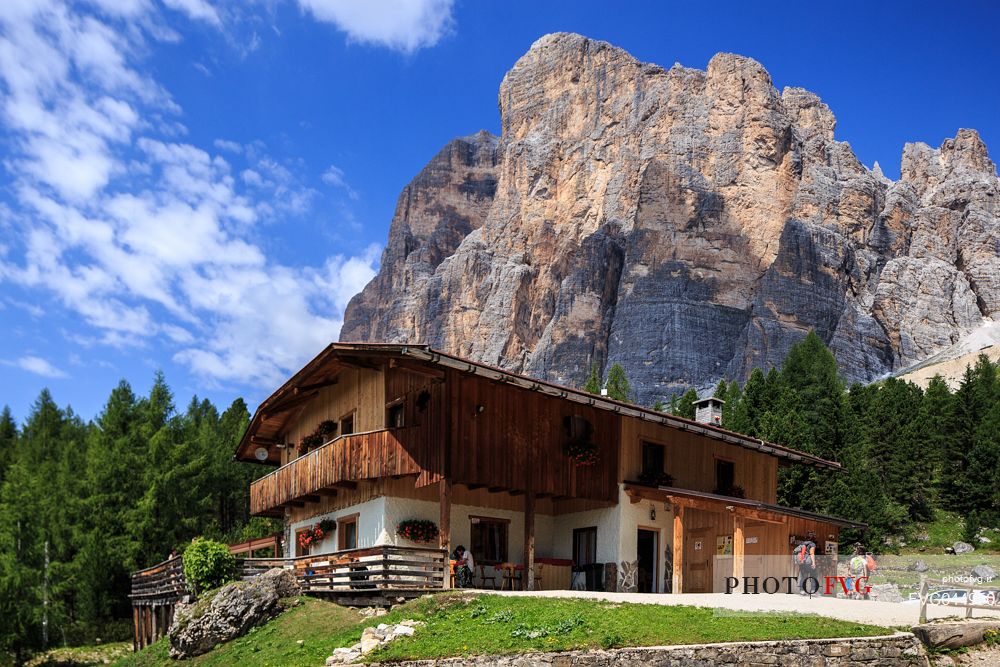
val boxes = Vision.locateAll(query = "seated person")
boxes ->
[451,545,475,588]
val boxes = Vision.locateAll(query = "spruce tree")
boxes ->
[675,388,698,420]
[583,364,601,394]
[0,406,16,485]
[605,363,632,402]
[963,401,1000,524]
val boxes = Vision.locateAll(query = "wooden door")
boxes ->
[684,527,714,593]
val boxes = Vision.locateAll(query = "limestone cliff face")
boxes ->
[341,33,1000,403]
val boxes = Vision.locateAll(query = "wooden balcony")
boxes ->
[250,426,438,515]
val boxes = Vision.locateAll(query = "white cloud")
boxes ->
[296,0,454,53]
[321,164,358,199]
[0,1,381,390]
[213,138,242,153]
[160,0,221,27]
[8,355,69,379]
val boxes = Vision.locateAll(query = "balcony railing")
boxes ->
[250,426,433,515]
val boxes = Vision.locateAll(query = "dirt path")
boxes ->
[490,589,1000,628]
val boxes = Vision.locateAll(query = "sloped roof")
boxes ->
[236,342,843,472]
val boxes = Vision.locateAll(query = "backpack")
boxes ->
[795,542,814,567]
[849,555,866,576]
[865,554,877,572]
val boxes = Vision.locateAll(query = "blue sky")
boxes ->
[1,0,998,423]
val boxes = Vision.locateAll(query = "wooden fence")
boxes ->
[130,545,447,650]
[129,556,187,650]
[918,575,1000,623]
[240,545,447,605]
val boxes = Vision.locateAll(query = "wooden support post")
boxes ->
[439,477,452,589]
[732,514,745,593]
[672,504,685,594]
[918,575,928,624]
[523,490,536,591]
[132,607,139,652]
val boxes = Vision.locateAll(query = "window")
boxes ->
[573,527,597,566]
[715,459,735,494]
[338,514,358,550]
[295,528,314,556]
[387,401,405,428]
[340,412,355,436]
[641,442,665,478]
[470,517,508,564]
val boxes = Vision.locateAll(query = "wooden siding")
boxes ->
[448,371,619,503]
[620,417,778,503]
[282,367,386,465]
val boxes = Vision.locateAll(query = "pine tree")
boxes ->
[865,378,931,521]
[675,388,698,420]
[920,375,955,484]
[731,368,767,436]
[605,363,632,402]
[0,406,16,484]
[583,364,601,395]
[722,380,743,430]
[963,401,1000,524]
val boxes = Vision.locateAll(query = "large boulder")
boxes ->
[953,541,976,554]
[169,568,300,658]
[971,564,997,582]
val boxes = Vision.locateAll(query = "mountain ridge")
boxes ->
[342,32,1000,403]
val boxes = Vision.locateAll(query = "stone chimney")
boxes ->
[692,396,724,426]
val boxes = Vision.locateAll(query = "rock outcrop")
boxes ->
[342,33,1000,403]
[168,569,300,658]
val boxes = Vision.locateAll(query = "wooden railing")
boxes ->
[228,533,281,557]
[919,575,1000,623]
[130,555,188,603]
[250,427,431,515]
[239,545,447,593]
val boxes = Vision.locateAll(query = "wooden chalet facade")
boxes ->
[236,343,863,594]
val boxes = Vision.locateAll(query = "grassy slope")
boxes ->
[114,593,890,666]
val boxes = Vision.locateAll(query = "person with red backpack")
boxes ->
[794,531,818,595]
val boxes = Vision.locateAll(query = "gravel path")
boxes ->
[489,589,1000,628]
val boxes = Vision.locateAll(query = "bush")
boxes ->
[183,538,237,594]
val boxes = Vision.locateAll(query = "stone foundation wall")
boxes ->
[389,632,927,666]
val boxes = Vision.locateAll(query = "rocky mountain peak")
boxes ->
[342,34,1000,404]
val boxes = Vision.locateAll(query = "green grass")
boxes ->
[114,598,361,667]
[354,594,890,662]
[113,593,891,666]
[900,509,1000,554]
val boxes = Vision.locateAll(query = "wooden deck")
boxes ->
[129,545,448,650]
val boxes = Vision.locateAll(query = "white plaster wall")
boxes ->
[546,504,620,566]
[288,496,391,557]
[381,497,556,560]
[616,485,675,592]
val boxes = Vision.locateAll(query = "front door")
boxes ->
[637,528,658,593]
[684,527,714,593]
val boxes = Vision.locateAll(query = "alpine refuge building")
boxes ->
[236,343,862,594]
